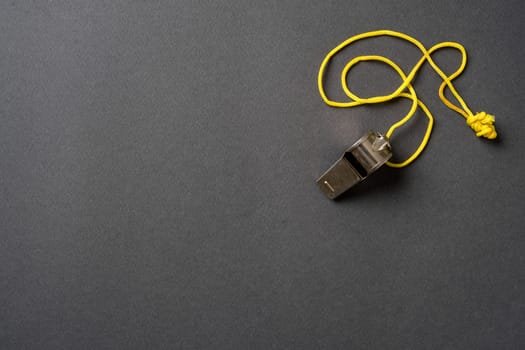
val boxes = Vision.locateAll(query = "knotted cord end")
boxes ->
[466,111,497,139]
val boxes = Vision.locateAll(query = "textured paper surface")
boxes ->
[1,1,524,349]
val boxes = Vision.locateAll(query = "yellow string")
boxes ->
[318,29,497,168]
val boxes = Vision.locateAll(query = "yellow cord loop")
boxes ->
[318,30,497,168]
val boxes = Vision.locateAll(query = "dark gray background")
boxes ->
[1,1,524,349]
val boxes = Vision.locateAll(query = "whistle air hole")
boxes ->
[344,152,368,178]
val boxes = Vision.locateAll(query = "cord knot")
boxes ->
[466,112,497,139]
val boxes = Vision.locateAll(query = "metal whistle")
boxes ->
[317,131,392,199]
